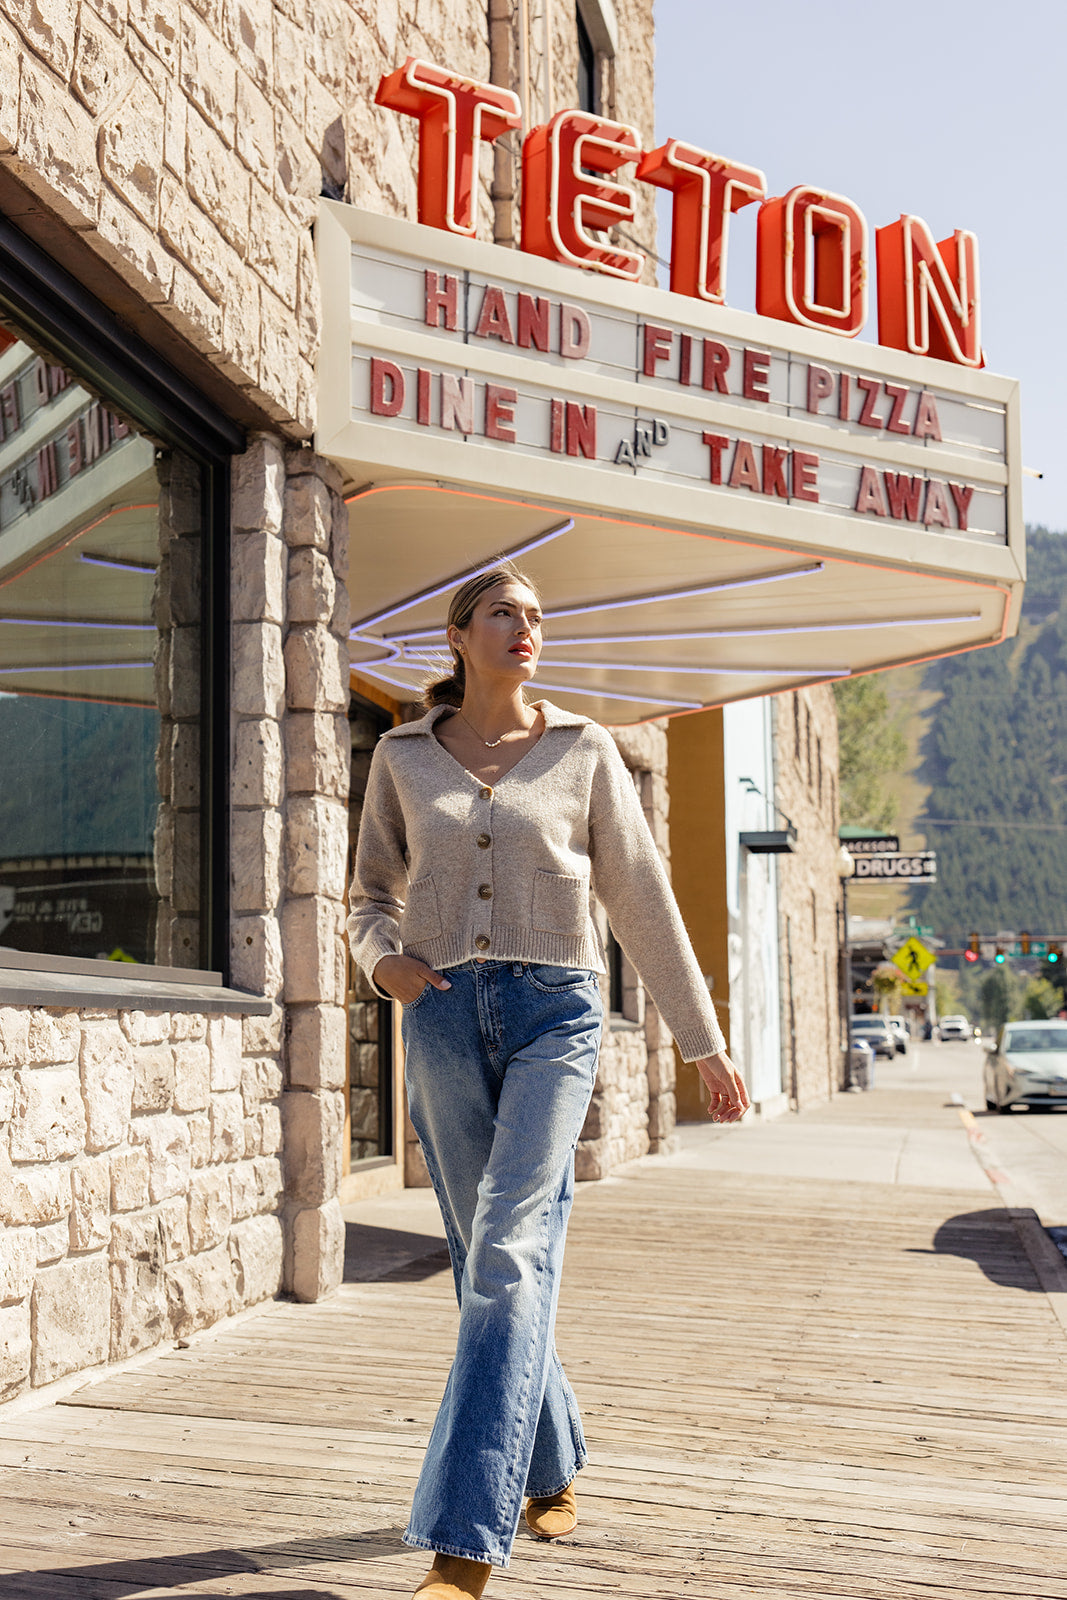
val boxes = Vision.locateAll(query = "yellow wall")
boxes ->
[666,708,730,1118]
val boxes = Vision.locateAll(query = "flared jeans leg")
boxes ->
[400,960,602,1568]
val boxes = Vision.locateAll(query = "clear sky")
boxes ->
[652,0,1066,532]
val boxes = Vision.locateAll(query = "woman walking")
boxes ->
[347,563,749,1600]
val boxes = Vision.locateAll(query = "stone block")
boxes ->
[157,1195,190,1261]
[163,74,186,177]
[287,545,336,626]
[284,794,348,899]
[285,711,348,799]
[281,1088,343,1205]
[0,1302,31,1400]
[160,257,224,357]
[181,13,237,148]
[305,70,345,195]
[169,623,201,720]
[281,896,345,1005]
[0,1007,29,1066]
[232,434,285,534]
[173,1041,211,1113]
[171,810,201,916]
[70,9,125,115]
[274,103,318,227]
[164,1242,235,1339]
[171,1013,208,1043]
[131,1114,191,1203]
[188,1112,212,1167]
[210,1091,245,1163]
[10,1068,85,1161]
[35,1218,69,1264]
[272,8,305,120]
[230,913,284,996]
[253,1154,283,1211]
[207,1014,243,1090]
[0,17,20,154]
[0,1228,35,1304]
[69,1155,111,1253]
[120,1012,170,1047]
[132,1044,175,1115]
[242,1003,283,1056]
[240,1056,284,1110]
[128,0,179,71]
[229,1161,259,1220]
[235,61,275,185]
[25,1010,80,1065]
[283,474,331,550]
[109,1211,167,1361]
[284,626,348,715]
[99,76,164,229]
[232,526,286,623]
[33,1254,110,1385]
[188,1166,233,1252]
[170,722,200,811]
[217,274,261,388]
[284,449,343,492]
[110,1147,150,1212]
[231,806,283,913]
[81,1040,137,1156]
[0,1066,12,1121]
[247,176,299,307]
[233,718,283,808]
[229,1211,282,1306]
[255,1101,282,1156]
[18,52,99,229]
[232,620,284,718]
[8,0,75,79]
[575,1139,606,1183]
[287,1003,347,1091]
[95,189,174,304]
[258,291,300,417]
[297,232,321,359]
[288,1197,344,1302]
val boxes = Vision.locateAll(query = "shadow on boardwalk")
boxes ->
[1,1123,1066,1599]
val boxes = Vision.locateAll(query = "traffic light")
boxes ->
[994,945,1006,965]
[1020,931,1032,955]
[1049,942,1063,967]
[965,932,980,963]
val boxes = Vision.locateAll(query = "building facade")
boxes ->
[0,0,1023,1404]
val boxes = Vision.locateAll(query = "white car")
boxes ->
[984,1021,1067,1113]
[937,1014,972,1042]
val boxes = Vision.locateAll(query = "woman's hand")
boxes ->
[694,1051,750,1123]
[373,954,452,1005]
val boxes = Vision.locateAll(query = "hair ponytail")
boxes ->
[421,561,541,711]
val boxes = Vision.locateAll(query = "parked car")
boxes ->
[850,1016,897,1060]
[887,1015,908,1054]
[937,1014,972,1042]
[849,1038,875,1089]
[984,1021,1067,1113]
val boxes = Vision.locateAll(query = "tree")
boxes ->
[1023,977,1062,1019]
[832,677,907,829]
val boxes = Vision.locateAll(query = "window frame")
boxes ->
[0,212,245,981]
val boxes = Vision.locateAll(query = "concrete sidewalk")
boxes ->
[1,1044,1066,1598]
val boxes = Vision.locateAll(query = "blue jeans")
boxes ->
[400,959,603,1569]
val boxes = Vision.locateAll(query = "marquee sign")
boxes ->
[376,57,982,367]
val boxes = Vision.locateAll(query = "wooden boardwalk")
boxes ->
[1,1155,1066,1597]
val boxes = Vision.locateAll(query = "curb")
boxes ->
[957,1106,1067,1338]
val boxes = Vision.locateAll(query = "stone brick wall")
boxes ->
[0,1003,283,1403]
[229,435,351,1303]
[774,686,845,1107]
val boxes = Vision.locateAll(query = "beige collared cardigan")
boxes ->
[346,700,726,1063]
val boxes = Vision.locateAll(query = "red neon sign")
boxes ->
[378,56,983,367]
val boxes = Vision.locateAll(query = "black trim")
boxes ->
[0,211,244,980]
[0,213,244,459]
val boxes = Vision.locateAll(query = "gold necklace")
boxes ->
[459,708,529,749]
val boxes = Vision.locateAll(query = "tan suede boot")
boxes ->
[524,1480,577,1538]
[414,1553,492,1599]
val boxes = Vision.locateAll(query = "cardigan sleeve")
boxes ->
[346,742,409,996]
[587,731,727,1062]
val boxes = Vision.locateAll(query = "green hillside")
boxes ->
[841,527,1067,945]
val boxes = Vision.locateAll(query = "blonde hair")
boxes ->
[423,563,542,709]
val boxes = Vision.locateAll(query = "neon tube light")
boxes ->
[351,518,574,633]
[0,617,154,630]
[0,661,152,674]
[525,658,851,678]
[536,612,984,646]
[79,555,157,573]
[529,679,702,708]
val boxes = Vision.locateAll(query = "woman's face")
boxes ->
[450,581,543,687]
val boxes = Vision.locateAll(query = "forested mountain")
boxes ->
[912,528,1067,942]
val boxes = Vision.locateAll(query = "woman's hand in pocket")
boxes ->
[373,954,452,1004]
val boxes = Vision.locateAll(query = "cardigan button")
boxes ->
[475,934,491,950]
[479,785,492,799]
[477,884,493,899]
[476,833,491,849]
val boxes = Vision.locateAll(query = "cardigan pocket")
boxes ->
[402,874,442,942]
[532,869,589,935]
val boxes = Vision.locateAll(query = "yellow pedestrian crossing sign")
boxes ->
[900,979,928,997]
[892,937,935,981]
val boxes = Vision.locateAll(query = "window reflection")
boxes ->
[0,322,201,967]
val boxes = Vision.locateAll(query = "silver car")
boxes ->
[984,1021,1067,1113]
[938,1014,972,1042]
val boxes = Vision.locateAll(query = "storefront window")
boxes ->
[0,320,204,967]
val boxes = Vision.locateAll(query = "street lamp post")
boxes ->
[836,846,856,1090]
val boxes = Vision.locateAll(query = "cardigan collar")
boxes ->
[383,699,591,738]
